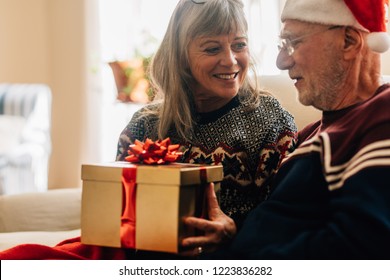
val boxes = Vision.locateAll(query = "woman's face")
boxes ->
[188,32,249,112]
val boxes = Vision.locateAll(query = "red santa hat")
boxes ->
[281,0,390,53]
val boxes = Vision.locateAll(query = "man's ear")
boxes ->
[343,26,363,59]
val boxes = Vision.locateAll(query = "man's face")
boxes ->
[276,20,347,111]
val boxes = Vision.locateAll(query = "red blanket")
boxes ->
[0,237,128,260]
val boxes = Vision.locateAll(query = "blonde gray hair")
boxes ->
[146,0,268,141]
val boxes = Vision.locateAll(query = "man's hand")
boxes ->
[180,183,236,257]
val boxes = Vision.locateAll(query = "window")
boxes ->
[245,0,282,75]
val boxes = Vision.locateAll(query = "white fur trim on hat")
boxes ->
[367,32,390,53]
[281,0,366,31]
[281,0,389,52]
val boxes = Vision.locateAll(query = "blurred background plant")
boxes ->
[108,31,158,104]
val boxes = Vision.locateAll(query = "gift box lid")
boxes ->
[81,161,223,186]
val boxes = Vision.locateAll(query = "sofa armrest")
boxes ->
[0,188,81,232]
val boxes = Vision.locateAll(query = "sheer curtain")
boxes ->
[97,0,282,161]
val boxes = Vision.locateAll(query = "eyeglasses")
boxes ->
[278,26,342,56]
[190,0,207,4]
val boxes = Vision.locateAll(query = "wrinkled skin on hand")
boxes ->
[180,183,237,257]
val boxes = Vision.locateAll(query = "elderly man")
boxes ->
[182,0,390,259]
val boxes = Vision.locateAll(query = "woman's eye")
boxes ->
[233,42,247,51]
[204,47,220,54]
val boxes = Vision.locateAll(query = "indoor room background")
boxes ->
[1,0,390,192]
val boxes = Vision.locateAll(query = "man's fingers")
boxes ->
[206,183,221,216]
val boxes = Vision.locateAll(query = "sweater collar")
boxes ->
[321,83,390,129]
[195,95,240,124]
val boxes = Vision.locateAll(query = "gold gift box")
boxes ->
[81,161,223,253]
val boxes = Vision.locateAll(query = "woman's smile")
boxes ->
[214,72,239,80]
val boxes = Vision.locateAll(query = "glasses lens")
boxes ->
[191,0,206,3]
[277,39,285,51]
[278,39,294,56]
[278,26,342,56]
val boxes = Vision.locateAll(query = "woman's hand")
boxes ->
[180,183,237,257]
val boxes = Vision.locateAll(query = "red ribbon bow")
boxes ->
[125,138,183,165]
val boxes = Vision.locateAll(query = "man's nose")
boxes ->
[276,49,294,70]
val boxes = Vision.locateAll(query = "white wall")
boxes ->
[0,0,50,83]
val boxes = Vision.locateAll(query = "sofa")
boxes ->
[0,188,81,251]
[0,83,52,195]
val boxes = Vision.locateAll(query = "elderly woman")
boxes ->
[116,0,297,257]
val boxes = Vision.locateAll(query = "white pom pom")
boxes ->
[366,32,390,53]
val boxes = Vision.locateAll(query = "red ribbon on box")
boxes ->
[120,168,137,248]
[125,138,183,165]
[119,160,212,248]
[195,167,208,219]
[120,137,183,248]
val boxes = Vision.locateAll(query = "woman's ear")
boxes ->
[343,26,364,59]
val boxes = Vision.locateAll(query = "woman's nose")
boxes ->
[276,49,294,70]
[221,50,237,66]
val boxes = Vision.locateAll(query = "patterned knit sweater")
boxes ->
[116,95,297,227]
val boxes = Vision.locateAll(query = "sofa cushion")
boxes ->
[0,115,26,155]
[0,188,81,232]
